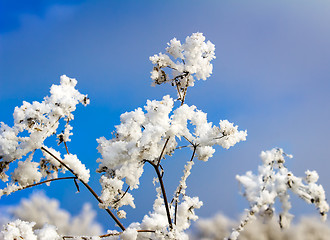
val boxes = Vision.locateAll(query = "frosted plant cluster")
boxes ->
[97,95,247,212]
[150,33,215,102]
[0,75,90,199]
[0,33,328,240]
[228,148,329,240]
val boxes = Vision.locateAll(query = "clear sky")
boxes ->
[1,0,330,231]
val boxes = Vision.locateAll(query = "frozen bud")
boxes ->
[166,38,184,59]
[196,146,215,161]
[117,210,127,219]
[260,148,285,165]
[305,170,319,184]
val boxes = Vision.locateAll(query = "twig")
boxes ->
[175,145,189,150]
[174,81,183,101]
[74,178,80,192]
[18,177,77,191]
[174,202,178,225]
[62,230,156,239]
[40,146,126,231]
[145,160,173,230]
[113,186,130,204]
[181,76,190,106]
[182,135,194,146]
[170,71,189,103]
[173,145,197,224]
[213,135,226,140]
[159,164,164,178]
[156,137,170,167]
[100,229,156,238]
[64,141,70,155]
[189,146,197,162]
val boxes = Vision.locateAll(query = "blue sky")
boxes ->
[1,0,330,231]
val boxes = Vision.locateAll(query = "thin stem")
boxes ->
[99,232,120,237]
[173,145,197,225]
[62,230,156,239]
[145,160,173,230]
[64,141,70,155]
[189,146,197,162]
[174,202,178,225]
[113,186,130,204]
[182,135,194,146]
[181,76,190,106]
[18,177,77,191]
[41,147,75,176]
[100,230,156,238]
[156,137,170,167]
[174,81,183,102]
[154,164,173,230]
[40,146,125,231]
[167,65,178,71]
[175,145,189,150]
[213,135,226,140]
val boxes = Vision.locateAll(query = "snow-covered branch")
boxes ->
[229,148,329,240]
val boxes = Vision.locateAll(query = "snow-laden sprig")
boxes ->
[228,148,329,240]
[1,75,89,161]
[0,149,90,200]
[0,219,71,240]
[150,33,215,103]
[0,75,89,195]
[97,95,246,215]
[1,219,39,240]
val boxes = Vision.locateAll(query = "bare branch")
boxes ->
[175,145,190,150]
[181,75,190,106]
[145,160,173,229]
[17,177,77,192]
[173,145,197,225]
[182,135,194,146]
[113,186,130,204]
[62,230,156,239]
[64,141,70,155]
[40,146,126,231]
[156,137,170,166]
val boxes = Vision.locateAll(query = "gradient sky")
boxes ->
[1,0,330,232]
